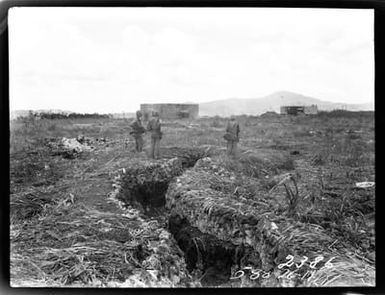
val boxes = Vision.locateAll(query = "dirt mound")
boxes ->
[160,145,215,168]
[165,157,375,287]
[203,149,296,179]
[113,154,373,287]
[116,158,185,214]
[115,147,213,214]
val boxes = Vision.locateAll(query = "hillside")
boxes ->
[199,91,374,116]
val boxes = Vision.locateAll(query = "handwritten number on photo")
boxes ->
[307,270,317,280]
[278,254,294,269]
[301,270,310,280]
[262,271,271,279]
[295,256,308,269]
[278,269,291,279]
[250,269,262,280]
[230,255,335,282]
[324,257,336,268]
[230,270,244,280]
[309,256,324,269]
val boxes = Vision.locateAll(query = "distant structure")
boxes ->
[280,105,318,115]
[140,104,199,120]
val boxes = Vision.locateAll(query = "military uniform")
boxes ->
[225,118,240,156]
[147,112,162,159]
[130,111,146,152]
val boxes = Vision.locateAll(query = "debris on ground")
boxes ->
[355,182,375,189]
[44,136,107,159]
[10,113,375,288]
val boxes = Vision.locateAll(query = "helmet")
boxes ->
[136,110,142,118]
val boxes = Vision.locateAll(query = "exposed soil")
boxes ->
[10,113,375,287]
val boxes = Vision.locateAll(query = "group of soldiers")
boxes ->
[129,110,162,159]
[129,110,240,159]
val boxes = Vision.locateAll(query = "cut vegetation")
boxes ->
[10,111,375,287]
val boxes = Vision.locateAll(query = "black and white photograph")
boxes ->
[8,7,375,287]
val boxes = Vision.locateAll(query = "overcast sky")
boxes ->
[9,7,374,113]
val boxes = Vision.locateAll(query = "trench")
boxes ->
[168,214,258,286]
[126,181,169,216]
[116,156,260,286]
[114,150,375,287]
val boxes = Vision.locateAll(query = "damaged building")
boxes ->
[140,104,199,120]
[280,105,318,115]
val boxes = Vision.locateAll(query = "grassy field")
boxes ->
[9,111,375,287]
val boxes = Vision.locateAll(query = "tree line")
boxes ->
[17,111,111,121]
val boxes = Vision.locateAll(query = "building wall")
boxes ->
[280,106,304,115]
[140,104,199,120]
[280,105,318,115]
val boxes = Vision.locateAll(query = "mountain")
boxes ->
[199,91,374,117]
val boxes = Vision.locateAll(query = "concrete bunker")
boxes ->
[140,103,199,121]
[280,105,318,115]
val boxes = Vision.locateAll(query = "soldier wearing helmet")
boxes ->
[130,110,146,152]
[224,115,240,157]
[147,111,162,159]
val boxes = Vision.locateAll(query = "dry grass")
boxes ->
[10,111,375,287]
[11,191,193,287]
[166,157,375,287]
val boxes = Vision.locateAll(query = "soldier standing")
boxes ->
[224,116,240,157]
[147,111,162,159]
[130,110,146,152]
